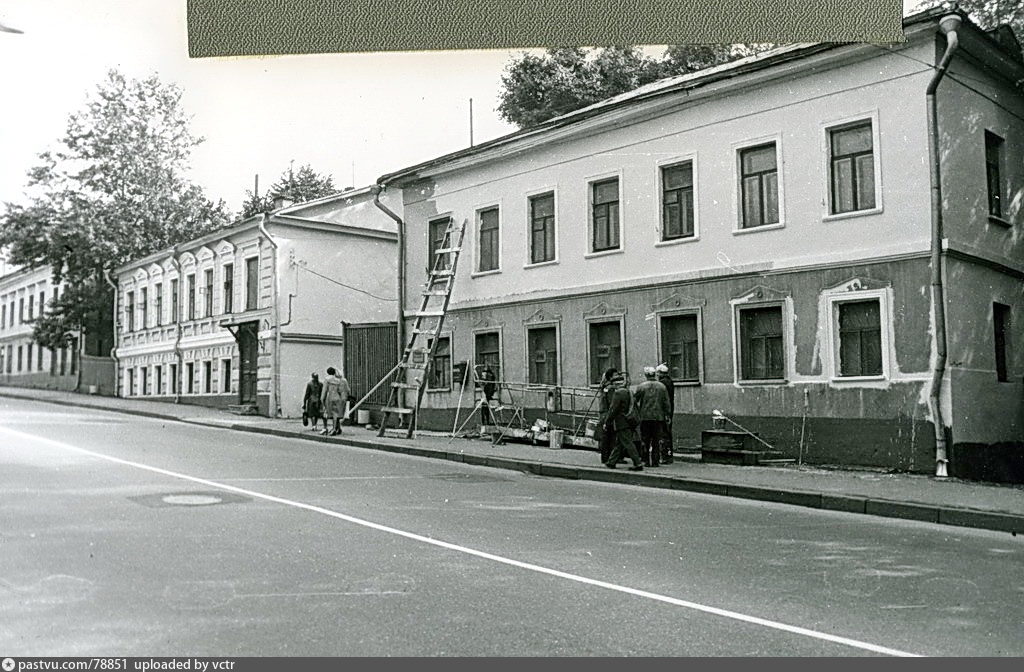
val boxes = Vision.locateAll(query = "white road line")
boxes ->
[0,425,920,657]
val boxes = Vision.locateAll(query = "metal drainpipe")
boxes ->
[103,269,119,396]
[169,247,183,403]
[258,213,281,418]
[926,13,962,478]
[372,185,406,360]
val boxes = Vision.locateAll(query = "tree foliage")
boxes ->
[0,70,230,354]
[914,0,1024,39]
[239,163,338,218]
[497,45,767,128]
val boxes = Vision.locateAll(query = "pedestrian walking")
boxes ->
[656,363,675,464]
[634,366,671,467]
[596,367,619,465]
[603,372,643,471]
[320,367,350,436]
[302,373,323,431]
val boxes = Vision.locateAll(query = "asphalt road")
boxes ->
[1,396,1022,657]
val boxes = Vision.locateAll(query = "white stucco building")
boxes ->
[113,188,399,417]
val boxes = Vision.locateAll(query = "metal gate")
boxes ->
[344,322,397,406]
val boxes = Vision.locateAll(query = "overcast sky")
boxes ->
[0,0,523,213]
[0,1,927,215]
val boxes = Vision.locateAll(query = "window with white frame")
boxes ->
[223,263,234,314]
[739,143,780,229]
[245,258,259,311]
[221,358,232,392]
[141,366,149,395]
[829,121,876,215]
[833,298,884,378]
[428,217,452,272]
[125,291,135,332]
[477,207,499,273]
[985,130,1005,219]
[588,319,623,385]
[155,283,163,326]
[474,331,501,380]
[203,269,214,318]
[661,161,695,241]
[140,287,148,330]
[737,304,785,381]
[528,192,556,264]
[659,312,700,382]
[204,360,212,394]
[126,367,134,396]
[186,362,195,394]
[590,177,620,252]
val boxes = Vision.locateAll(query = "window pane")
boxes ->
[661,314,699,381]
[742,176,761,227]
[741,306,784,380]
[838,300,882,377]
[742,144,776,174]
[589,321,622,384]
[833,157,854,213]
[763,173,779,224]
[528,327,557,385]
[832,124,872,155]
[663,163,692,190]
[593,179,618,205]
[855,154,875,210]
[532,193,553,218]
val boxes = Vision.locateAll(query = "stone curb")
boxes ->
[2,389,1021,536]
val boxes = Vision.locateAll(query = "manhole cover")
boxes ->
[129,491,250,508]
[162,494,223,506]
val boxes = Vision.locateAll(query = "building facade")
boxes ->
[113,188,399,417]
[0,265,81,391]
[380,10,1024,480]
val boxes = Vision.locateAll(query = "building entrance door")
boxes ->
[238,322,258,404]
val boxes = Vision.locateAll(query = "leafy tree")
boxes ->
[913,1,1024,45]
[497,45,761,128]
[0,70,230,356]
[239,163,338,218]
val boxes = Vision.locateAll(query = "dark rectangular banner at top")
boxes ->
[186,0,905,57]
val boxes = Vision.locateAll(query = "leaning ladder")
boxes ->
[378,218,467,438]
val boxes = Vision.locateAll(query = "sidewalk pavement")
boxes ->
[3,385,1022,535]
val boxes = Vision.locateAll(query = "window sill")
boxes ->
[822,206,883,223]
[584,248,624,260]
[672,380,702,387]
[524,260,558,270]
[732,223,785,236]
[988,215,1013,228]
[470,269,502,278]
[830,375,887,383]
[426,387,452,393]
[655,236,699,248]
[736,378,788,386]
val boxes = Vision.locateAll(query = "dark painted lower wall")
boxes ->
[0,373,78,392]
[131,393,270,416]
[950,442,1024,484]
[415,406,938,473]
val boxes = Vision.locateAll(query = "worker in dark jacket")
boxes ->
[656,363,675,464]
[634,367,672,467]
[603,373,643,471]
[596,367,618,464]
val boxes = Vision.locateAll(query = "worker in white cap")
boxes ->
[656,363,675,464]
[633,366,671,467]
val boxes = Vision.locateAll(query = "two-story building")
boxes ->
[378,8,1024,481]
[0,264,81,391]
[113,188,399,417]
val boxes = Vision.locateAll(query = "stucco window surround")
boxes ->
[584,169,625,259]
[821,110,884,222]
[523,309,562,387]
[824,286,894,382]
[583,303,627,387]
[472,324,504,381]
[654,153,700,246]
[471,201,502,277]
[426,331,453,392]
[524,186,559,269]
[653,304,705,386]
[730,289,794,386]
[732,134,786,235]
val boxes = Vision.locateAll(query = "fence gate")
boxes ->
[343,322,398,406]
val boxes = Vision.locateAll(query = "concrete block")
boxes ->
[669,479,729,496]
[539,464,580,479]
[938,508,1024,534]
[821,494,867,514]
[865,499,939,523]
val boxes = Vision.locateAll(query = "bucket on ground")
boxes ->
[356,409,371,425]
[548,429,564,449]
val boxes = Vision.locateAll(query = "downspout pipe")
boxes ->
[372,185,406,361]
[259,213,282,418]
[103,269,119,396]
[925,13,962,478]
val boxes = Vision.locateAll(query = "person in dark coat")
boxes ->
[596,367,618,465]
[656,363,675,464]
[302,373,323,431]
[634,367,672,467]
[603,373,643,471]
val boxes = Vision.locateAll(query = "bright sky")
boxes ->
[0,0,522,213]
[0,1,928,216]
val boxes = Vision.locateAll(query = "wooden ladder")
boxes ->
[378,218,467,438]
